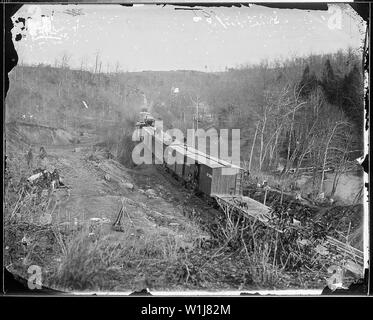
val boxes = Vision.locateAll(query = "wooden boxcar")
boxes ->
[195,154,242,196]
[142,125,244,196]
[165,143,243,196]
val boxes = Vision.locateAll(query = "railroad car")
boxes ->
[140,122,244,197]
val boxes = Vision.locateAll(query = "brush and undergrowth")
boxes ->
[4,153,67,283]
[4,183,324,293]
[3,159,303,292]
[44,203,333,292]
[3,145,354,292]
[3,183,357,292]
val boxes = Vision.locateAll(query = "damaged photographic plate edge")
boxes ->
[3,1,370,297]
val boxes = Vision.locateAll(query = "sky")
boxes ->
[11,3,366,72]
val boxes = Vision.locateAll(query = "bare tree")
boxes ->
[330,140,352,197]
[318,120,349,194]
[248,121,259,172]
[94,50,101,74]
[115,61,121,74]
[60,52,71,69]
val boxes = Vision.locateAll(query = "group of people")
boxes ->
[26,145,48,170]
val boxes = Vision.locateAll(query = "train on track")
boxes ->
[135,113,245,197]
[133,112,365,272]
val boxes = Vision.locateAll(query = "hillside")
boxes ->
[6,49,364,202]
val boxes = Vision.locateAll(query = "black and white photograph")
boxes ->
[3,2,369,296]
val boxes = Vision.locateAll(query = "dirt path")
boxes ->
[6,130,224,292]
[45,138,211,249]
[25,139,230,291]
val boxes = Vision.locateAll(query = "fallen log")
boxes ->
[325,236,364,263]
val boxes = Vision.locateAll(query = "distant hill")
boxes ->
[6,49,363,171]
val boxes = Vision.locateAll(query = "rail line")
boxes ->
[137,119,365,276]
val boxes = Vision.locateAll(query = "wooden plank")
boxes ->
[325,236,364,262]
[326,236,364,255]
[213,194,281,231]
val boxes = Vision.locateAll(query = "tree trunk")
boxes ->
[268,128,281,169]
[259,108,268,171]
[248,121,259,172]
[286,108,296,172]
[319,123,340,194]
[331,147,349,197]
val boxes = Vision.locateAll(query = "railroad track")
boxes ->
[138,118,365,277]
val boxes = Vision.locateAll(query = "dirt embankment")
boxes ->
[5,141,225,292]
[5,121,80,151]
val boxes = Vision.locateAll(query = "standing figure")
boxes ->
[26,146,33,169]
[39,146,47,159]
[37,146,48,170]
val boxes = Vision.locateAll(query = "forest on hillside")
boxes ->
[6,48,364,199]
